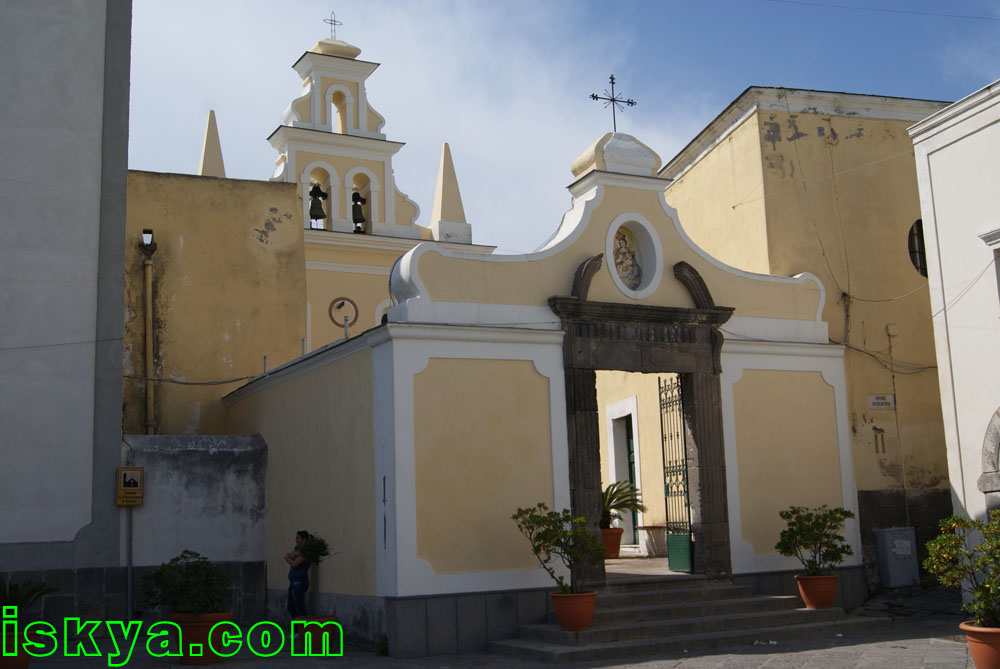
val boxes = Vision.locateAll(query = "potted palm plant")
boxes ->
[512,502,605,631]
[0,581,57,669]
[924,510,1000,669]
[774,505,855,609]
[600,480,647,559]
[143,550,232,665]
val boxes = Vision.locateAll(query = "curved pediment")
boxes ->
[389,134,827,343]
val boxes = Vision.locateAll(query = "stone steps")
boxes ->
[489,616,889,663]
[489,576,891,663]
[588,594,803,625]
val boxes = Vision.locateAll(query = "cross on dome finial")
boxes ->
[590,74,637,133]
[323,11,343,40]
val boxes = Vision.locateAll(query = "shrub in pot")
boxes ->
[0,581,57,669]
[143,550,232,665]
[774,505,855,609]
[512,502,605,631]
[600,481,647,559]
[298,535,330,565]
[924,510,1000,668]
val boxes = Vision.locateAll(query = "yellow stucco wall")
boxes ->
[412,358,553,573]
[664,109,948,496]
[226,348,376,596]
[756,110,947,493]
[303,238,407,350]
[307,269,390,348]
[123,171,306,435]
[394,189,419,227]
[733,370,842,554]
[664,116,770,273]
[595,371,670,527]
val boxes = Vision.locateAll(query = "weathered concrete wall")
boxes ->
[0,0,130,571]
[123,434,267,565]
[122,171,306,436]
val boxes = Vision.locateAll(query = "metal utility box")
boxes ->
[875,527,920,588]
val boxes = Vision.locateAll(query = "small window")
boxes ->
[908,219,927,277]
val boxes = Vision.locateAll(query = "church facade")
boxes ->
[2,12,966,656]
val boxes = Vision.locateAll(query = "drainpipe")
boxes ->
[886,324,910,527]
[138,229,157,435]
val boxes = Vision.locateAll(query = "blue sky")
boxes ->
[129,0,1000,253]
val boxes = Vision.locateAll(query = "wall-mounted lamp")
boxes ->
[139,228,157,258]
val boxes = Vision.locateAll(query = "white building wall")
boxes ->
[0,0,129,570]
[0,0,111,542]
[910,81,1000,521]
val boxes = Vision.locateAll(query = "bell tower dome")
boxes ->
[268,38,422,238]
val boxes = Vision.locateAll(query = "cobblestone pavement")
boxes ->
[29,586,971,668]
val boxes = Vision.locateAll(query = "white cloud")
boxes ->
[129,0,713,253]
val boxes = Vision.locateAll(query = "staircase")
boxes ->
[489,575,891,663]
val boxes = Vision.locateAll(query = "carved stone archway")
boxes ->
[550,259,734,585]
[978,407,1000,512]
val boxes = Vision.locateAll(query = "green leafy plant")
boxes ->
[511,502,605,593]
[0,580,57,614]
[600,480,648,529]
[924,511,1000,628]
[300,535,330,564]
[143,550,230,614]
[775,505,855,576]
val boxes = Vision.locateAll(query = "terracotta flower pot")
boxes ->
[961,621,1000,669]
[794,574,838,609]
[549,591,597,632]
[169,611,233,665]
[293,615,341,655]
[601,528,625,559]
[0,636,31,669]
[1,631,42,669]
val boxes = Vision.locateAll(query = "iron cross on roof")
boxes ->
[590,75,636,133]
[323,11,343,40]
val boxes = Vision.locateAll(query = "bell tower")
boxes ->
[268,38,422,238]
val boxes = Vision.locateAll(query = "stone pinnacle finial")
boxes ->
[198,110,226,178]
[431,143,466,225]
[430,143,471,243]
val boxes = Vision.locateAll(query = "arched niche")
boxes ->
[325,84,355,133]
[344,166,380,228]
[978,407,1000,512]
[299,162,340,230]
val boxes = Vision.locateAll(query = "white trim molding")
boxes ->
[605,396,645,539]
[305,261,392,275]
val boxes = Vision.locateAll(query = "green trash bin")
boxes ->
[667,533,692,573]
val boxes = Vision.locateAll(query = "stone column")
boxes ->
[564,366,606,587]
[682,372,732,578]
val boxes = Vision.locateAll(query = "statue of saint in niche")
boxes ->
[614,227,641,290]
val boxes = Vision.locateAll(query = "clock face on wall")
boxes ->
[328,296,359,327]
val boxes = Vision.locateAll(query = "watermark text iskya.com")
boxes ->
[3,606,343,666]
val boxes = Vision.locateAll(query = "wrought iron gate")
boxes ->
[659,376,692,572]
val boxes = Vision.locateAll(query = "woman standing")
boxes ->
[284,530,311,619]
